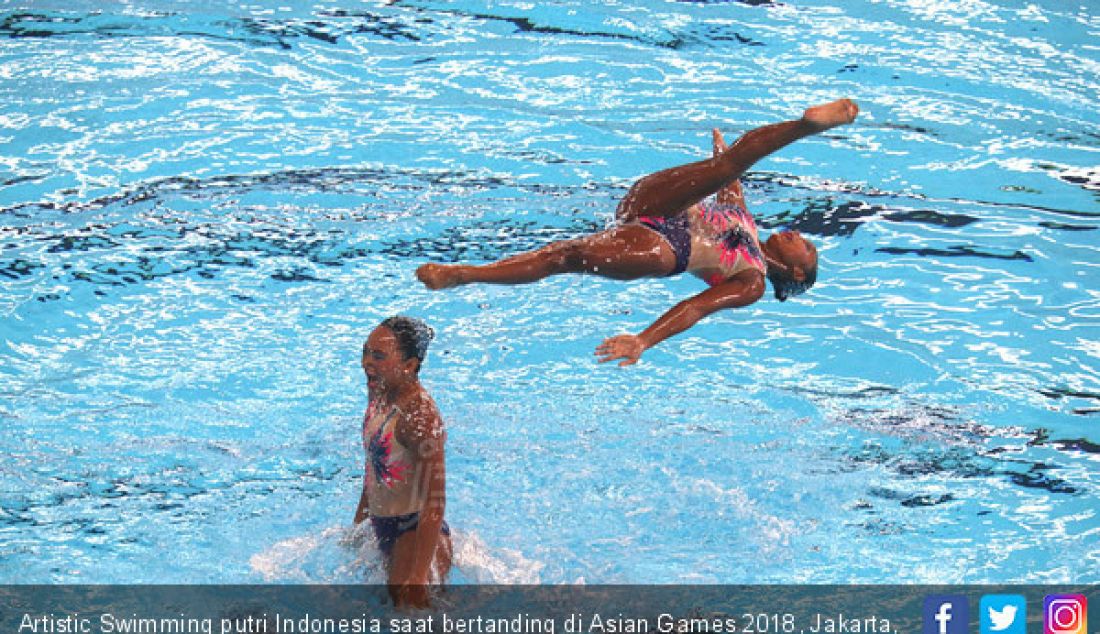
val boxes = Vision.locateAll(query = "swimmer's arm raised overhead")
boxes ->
[595,268,766,366]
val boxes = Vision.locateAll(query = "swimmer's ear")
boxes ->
[765,253,804,282]
[403,356,421,376]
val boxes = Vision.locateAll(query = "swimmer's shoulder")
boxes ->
[720,268,767,298]
[394,386,444,446]
[689,267,766,298]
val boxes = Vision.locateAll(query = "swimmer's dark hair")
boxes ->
[380,315,434,370]
[773,266,817,302]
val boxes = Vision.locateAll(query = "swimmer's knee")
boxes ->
[550,241,589,273]
[615,188,643,222]
[435,534,453,579]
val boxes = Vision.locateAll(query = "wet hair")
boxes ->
[773,266,817,302]
[379,315,434,369]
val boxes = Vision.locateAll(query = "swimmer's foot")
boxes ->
[416,263,466,290]
[802,98,859,132]
[712,128,744,205]
[712,127,728,155]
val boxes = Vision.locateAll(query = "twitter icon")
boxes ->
[981,595,1027,634]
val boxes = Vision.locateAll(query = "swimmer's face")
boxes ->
[765,230,817,282]
[362,327,417,394]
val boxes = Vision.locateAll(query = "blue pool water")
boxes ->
[1,0,1097,584]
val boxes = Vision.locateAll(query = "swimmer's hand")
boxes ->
[596,334,645,366]
[394,578,432,610]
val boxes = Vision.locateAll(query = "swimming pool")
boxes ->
[1,0,1097,584]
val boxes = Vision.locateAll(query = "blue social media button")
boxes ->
[925,595,969,634]
[981,595,1026,634]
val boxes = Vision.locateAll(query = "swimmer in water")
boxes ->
[354,315,451,609]
[417,99,859,365]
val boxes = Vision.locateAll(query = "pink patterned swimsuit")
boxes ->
[638,198,766,285]
[361,400,449,556]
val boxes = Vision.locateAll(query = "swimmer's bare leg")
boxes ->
[416,225,675,289]
[388,526,452,607]
[616,98,858,222]
[712,128,746,208]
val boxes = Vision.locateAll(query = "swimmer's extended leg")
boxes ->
[616,98,858,222]
[416,224,674,289]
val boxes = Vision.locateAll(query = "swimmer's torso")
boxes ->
[362,400,433,517]
[685,200,767,285]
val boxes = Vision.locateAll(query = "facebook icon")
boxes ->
[924,596,970,634]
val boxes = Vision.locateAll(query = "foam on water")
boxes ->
[248,526,546,585]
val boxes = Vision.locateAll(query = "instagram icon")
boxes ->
[1044,595,1087,634]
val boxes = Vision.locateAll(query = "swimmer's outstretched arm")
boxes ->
[595,269,766,366]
